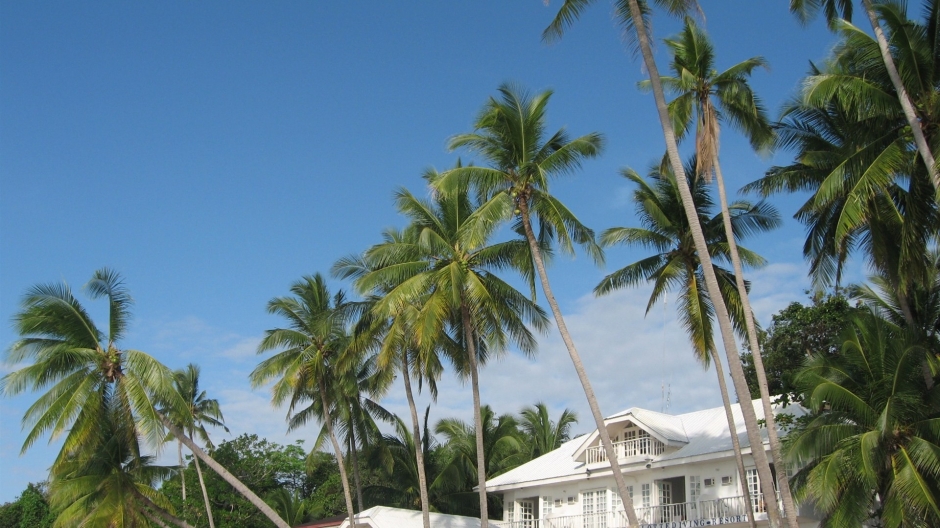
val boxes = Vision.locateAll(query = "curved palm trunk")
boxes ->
[319,379,358,527]
[861,0,938,187]
[459,300,490,527]
[348,427,365,512]
[133,487,195,528]
[713,158,798,527]
[402,354,432,528]
[159,416,291,528]
[624,2,782,526]
[517,203,640,528]
[193,455,216,528]
[711,349,757,528]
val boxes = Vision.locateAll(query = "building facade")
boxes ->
[487,400,818,528]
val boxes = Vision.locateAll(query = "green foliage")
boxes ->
[785,310,940,527]
[160,434,324,527]
[742,293,854,406]
[0,483,54,528]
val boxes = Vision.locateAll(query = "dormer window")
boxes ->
[585,424,665,463]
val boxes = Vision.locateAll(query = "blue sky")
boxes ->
[1,1,862,503]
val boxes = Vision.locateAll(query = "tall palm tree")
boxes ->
[249,274,360,526]
[543,2,785,526]
[335,246,457,528]
[347,174,548,526]
[790,0,938,186]
[786,309,940,526]
[595,161,778,528]
[166,364,228,528]
[435,405,527,487]
[431,83,652,525]
[518,402,578,459]
[653,18,800,523]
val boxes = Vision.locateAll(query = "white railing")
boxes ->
[585,438,665,464]
[496,496,754,528]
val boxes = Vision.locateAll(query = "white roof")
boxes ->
[486,399,802,491]
[338,506,482,528]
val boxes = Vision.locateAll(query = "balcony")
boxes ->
[584,437,665,464]
[496,496,753,528]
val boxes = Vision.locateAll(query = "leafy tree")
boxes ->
[742,294,854,405]
[785,310,940,527]
[0,482,54,528]
[161,434,314,528]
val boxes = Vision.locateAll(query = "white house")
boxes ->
[487,399,819,528]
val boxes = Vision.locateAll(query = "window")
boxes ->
[746,469,766,513]
[542,496,552,519]
[583,489,608,528]
[622,428,653,456]
[658,481,673,505]
[689,476,701,513]
[506,501,514,523]
[642,483,651,508]
[519,500,534,528]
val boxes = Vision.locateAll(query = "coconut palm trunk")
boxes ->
[401,354,432,528]
[159,417,291,528]
[192,455,216,528]
[623,2,782,526]
[517,200,640,527]
[712,154,798,526]
[459,299,491,527]
[860,0,938,186]
[178,440,186,502]
[319,379,358,526]
[348,425,365,512]
[711,349,757,528]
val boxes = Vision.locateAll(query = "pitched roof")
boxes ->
[486,399,804,491]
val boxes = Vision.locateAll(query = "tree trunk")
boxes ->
[348,425,365,513]
[133,488,195,528]
[402,354,432,528]
[179,440,186,502]
[158,415,291,528]
[861,0,938,187]
[624,2,782,526]
[517,201,640,528]
[713,157,798,527]
[319,379,358,527]
[459,299,490,527]
[711,348,757,528]
[193,453,216,528]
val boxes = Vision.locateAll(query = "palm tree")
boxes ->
[432,83,652,525]
[435,405,527,488]
[518,402,577,459]
[653,18,800,523]
[544,3,785,526]
[786,309,940,526]
[335,246,456,528]
[0,269,289,528]
[596,161,778,527]
[347,174,548,525]
[747,2,940,321]
[249,274,360,526]
[790,0,938,186]
[49,399,192,528]
[166,364,228,528]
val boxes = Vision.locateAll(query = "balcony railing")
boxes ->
[496,496,753,528]
[584,437,665,464]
